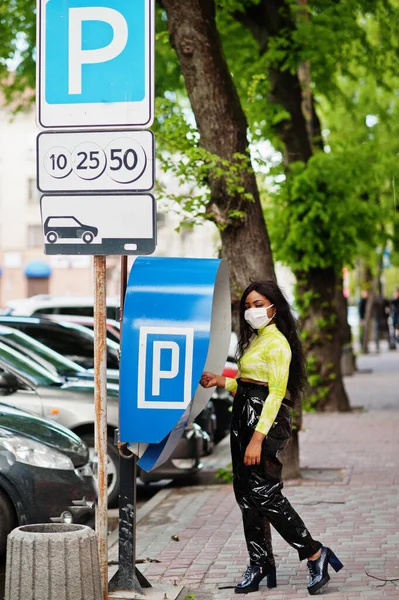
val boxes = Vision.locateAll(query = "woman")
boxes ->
[200,281,343,595]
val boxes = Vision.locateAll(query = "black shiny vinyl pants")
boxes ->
[231,381,322,566]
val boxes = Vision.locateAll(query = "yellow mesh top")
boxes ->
[225,323,292,436]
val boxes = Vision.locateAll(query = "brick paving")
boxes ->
[109,349,399,599]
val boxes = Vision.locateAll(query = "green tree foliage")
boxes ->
[153,97,253,228]
[320,71,399,266]
[266,151,380,273]
[0,0,35,105]
[215,0,399,410]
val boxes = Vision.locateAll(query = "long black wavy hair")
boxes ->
[237,280,307,402]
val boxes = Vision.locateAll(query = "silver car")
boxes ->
[0,342,205,507]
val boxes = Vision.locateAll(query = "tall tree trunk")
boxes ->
[162,0,275,312]
[361,264,374,354]
[233,0,351,411]
[297,268,350,411]
[362,288,375,354]
[335,279,356,375]
[362,256,384,353]
[282,430,300,479]
[162,0,301,476]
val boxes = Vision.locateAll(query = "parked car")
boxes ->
[0,342,205,506]
[0,400,96,557]
[202,337,238,444]
[0,316,120,372]
[3,294,119,320]
[0,324,121,385]
[44,314,121,343]
[0,324,90,380]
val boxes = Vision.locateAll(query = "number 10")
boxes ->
[50,153,68,171]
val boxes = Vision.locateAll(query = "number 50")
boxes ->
[109,148,138,171]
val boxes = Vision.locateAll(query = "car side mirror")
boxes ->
[0,372,20,392]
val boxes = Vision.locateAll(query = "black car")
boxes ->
[0,324,89,380]
[44,216,98,245]
[0,400,96,557]
[0,324,119,384]
[0,316,119,371]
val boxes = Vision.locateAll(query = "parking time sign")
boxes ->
[37,0,154,129]
[37,130,155,193]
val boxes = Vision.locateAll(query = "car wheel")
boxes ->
[81,434,120,508]
[46,231,58,244]
[82,231,94,244]
[0,489,16,558]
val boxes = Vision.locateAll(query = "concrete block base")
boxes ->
[5,524,102,600]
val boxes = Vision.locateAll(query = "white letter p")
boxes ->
[152,342,179,396]
[68,7,128,95]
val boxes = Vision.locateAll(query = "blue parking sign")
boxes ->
[46,0,145,105]
[37,0,154,128]
[119,257,231,472]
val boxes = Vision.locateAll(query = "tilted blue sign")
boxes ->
[119,257,231,471]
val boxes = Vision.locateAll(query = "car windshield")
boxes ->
[0,341,62,387]
[0,327,86,377]
[48,217,81,227]
[0,319,120,370]
[55,321,120,359]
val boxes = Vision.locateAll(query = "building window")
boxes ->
[28,178,41,203]
[27,225,43,248]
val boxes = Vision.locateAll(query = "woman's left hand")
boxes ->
[244,439,263,466]
[244,431,266,466]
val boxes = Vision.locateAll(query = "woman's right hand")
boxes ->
[200,372,225,389]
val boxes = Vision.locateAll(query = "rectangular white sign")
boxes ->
[40,194,156,255]
[37,130,155,193]
[37,0,154,129]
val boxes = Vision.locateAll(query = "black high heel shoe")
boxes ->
[307,546,344,595]
[235,565,277,594]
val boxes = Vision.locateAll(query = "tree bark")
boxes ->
[162,0,276,313]
[282,429,300,479]
[335,279,356,375]
[361,264,374,354]
[297,268,350,411]
[234,0,351,411]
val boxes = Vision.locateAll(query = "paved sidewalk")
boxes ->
[109,349,399,599]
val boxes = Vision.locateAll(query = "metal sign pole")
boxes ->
[94,255,109,600]
[109,256,151,595]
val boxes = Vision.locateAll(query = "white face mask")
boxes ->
[244,305,275,330]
